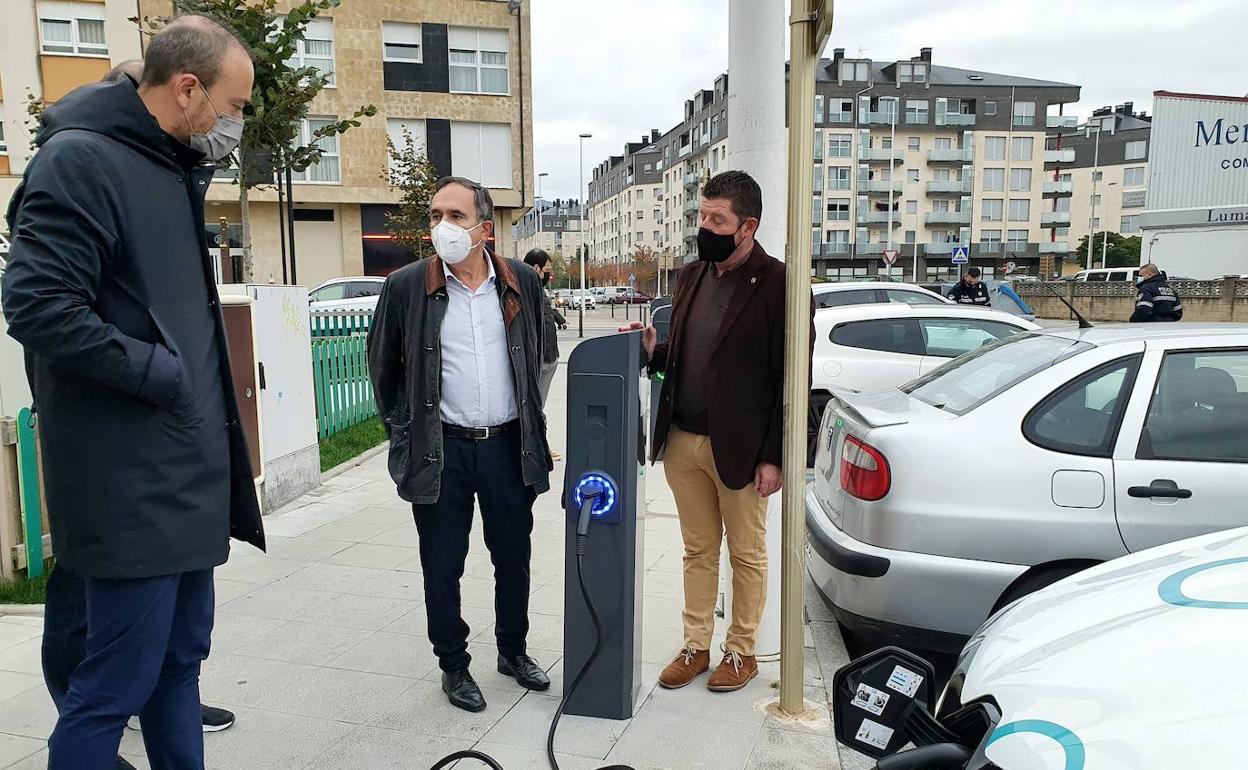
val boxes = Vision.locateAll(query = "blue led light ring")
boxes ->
[1158,557,1248,610]
[573,472,618,518]
[987,720,1085,770]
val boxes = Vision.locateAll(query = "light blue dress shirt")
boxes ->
[439,259,519,428]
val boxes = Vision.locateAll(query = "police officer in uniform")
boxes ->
[947,266,991,306]
[1130,263,1183,322]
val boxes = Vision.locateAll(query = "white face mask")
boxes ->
[431,220,483,265]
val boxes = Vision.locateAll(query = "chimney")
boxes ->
[651,129,661,143]
[833,48,845,65]
[1122,101,1134,116]
[920,47,932,62]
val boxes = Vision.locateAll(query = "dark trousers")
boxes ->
[414,430,537,672]
[43,565,214,770]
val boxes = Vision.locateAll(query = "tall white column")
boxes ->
[721,0,787,660]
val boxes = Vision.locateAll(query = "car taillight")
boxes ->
[840,435,891,501]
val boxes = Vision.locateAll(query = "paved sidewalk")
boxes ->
[0,319,866,770]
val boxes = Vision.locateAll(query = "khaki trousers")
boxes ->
[663,427,768,656]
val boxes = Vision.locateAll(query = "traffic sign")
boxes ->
[628,272,636,286]
[951,246,969,265]
[1005,261,1018,274]
[882,249,899,266]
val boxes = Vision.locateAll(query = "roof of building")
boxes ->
[814,59,1077,90]
[1154,90,1248,104]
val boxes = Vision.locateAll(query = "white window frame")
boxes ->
[449,26,510,96]
[291,116,341,184]
[382,21,422,64]
[984,136,1006,161]
[1009,168,1033,192]
[385,117,426,172]
[1120,214,1140,234]
[38,2,107,57]
[1123,166,1146,188]
[981,199,1004,222]
[982,168,1005,192]
[1008,198,1031,222]
[1125,140,1148,161]
[0,105,7,154]
[283,16,336,88]
[450,121,513,189]
[1012,100,1036,127]
[1011,136,1034,162]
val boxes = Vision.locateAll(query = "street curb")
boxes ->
[320,442,390,483]
[0,603,44,616]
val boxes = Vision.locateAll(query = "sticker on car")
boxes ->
[854,718,895,750]
[851,683,890,716]
[885,665,924,698]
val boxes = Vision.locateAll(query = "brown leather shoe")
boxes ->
[658,647,710,689]
[707,651,759,692]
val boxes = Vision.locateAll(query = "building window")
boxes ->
[285,17,336,86]
[829,167,851,191]
[907,169,920,183]
[905,199,917,214]
[449,27,509,95]
[813,165,823,192]
[881,137,893,150]
[1125,140,1148,161]
[931,199,950,213]
[1093,171,1103,182]
[1009,168,1032,192]
[981,229,1002,253]
[1120,215,1140,233]
[812,194,823,224]
[829,133,852,157]
[984,100,997,116]
[1091,217,1101,230]
[1011,136,1034,161]
[382,21,421,62]
[451,121,512,188]
[385,118,426,169]
[897,62,927,83]
[984,136,1006,161]
[1007,229,1029,252]
[39,2,107,56]
[1008,198,1031,221]
[0,115,6,153]
[710,113,720,139]
[905,100,929,125]
[981,199,1004,221]
[839,61,869,81]
[830,99,853,122]
[815,95,825,123]
[827,200,851,221]
[292,116,341,183]
[907,137,920,151]
[982,168,1005,192]
[1012,100,1036,127]
[1123,166,1146,187]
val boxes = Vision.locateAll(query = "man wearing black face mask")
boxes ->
[2,16,263,769]
[625,170,795,694]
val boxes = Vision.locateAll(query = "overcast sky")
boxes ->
[529,0,1247,201]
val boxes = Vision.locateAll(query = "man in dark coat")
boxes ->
[1,16,263,769]
[1130,263,1184,322]
[948,266,992,306]
[368,177,553,713]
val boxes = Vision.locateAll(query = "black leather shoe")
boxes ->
[442,669,487,712]
[497,654,551,691]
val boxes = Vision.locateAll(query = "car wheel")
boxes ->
[807,391,833,468]
[990,562,1097,614]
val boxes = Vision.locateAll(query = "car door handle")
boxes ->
[1128,481,1193,499]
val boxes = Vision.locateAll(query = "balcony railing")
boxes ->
[683,172,701,189]
[861,110,898,126]
[1041,211,1072,227]
[823,242,851,255]
[924,242,966,256]
[683,198,701,215]
[858,211,903,225]
[1046,115,1078,130]
[1042,181,1074,196]
[857,243,886,255]
[927,180,972,194]
[1044,149,1076,164]
[940,113,976,127]
[927,148,973,163]
[683,224,699,239]
[1005,241,1037,254]
[859,180,903,194]
[925,211,972,226]
[1039,241,1072,254]
[859,147,903,163]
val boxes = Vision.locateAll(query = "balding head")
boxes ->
[141,14,249,89]
[104,59,144,83]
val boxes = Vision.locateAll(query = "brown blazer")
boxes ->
[649,241,806,491]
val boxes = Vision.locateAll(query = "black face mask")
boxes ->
[697,226,741,264]
[542,271,553,286]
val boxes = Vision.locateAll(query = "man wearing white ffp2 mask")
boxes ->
[367,177,554,714]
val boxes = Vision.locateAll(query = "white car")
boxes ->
[807,324,1248,649]
[812,280,950,309]
[309,276,385,313]
[807,304,1039,463]
[834,525,1248,768]
[555,289,596,310]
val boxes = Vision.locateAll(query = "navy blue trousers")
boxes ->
[43,565,214,770]
[414,431,537,672]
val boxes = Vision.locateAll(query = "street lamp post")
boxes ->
[883,96,899,278]
[537,172,549,237]
[1086,119,1104,271]
[578,133,592,339]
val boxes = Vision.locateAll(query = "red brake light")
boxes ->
[840,435,891,501]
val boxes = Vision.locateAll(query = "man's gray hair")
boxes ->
[1141,262,1160,276]
[104,59,144,83]
[434,176,495,224]
[140,14,248,89]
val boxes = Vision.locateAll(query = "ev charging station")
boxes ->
[562,330,650,720]
[647,300,672,441]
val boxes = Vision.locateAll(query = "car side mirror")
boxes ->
[833,647,945,759]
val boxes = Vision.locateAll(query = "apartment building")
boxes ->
[513,197,584,258]
[1,0,534,286]
[1052,103,1152,270]
[587,50,1086,281]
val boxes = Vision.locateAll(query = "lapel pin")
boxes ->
[751,277,757,284]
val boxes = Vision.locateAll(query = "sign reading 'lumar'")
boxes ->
[1195,118,1248,170]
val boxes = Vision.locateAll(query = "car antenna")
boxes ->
[1038,279,1094,329]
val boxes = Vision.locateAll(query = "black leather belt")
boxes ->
[442,420,518,440]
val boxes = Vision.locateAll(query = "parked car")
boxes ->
[555,289,596,310]
[309,276,385,313]
[607,289,653,305]
[1070,267,1140,282]
[812,281,950,309]
[594,285,630,300]
[807,304,1038,464]
[806,324,1248,650]
[833,525,1248,768]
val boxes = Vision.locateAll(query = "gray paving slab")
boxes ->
[367,677,524,741]
[302,725,474,770]
[481,691,631,760]
[199,708,356,770]
[0,734,43,768]
[325,630,440,680]
[253,663,415,724]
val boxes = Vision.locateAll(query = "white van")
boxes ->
[1070,267,1139,282]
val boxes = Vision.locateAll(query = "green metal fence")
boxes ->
[310,310,377,440]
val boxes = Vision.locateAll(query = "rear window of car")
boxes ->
[904,334,1093,415]
[886,289,945,306]
[815,289,878,308]
[831,319,923,356]
[919,318,1024,358]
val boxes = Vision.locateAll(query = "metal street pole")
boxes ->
[1087,121,1101,271]
[579,133,592,338]
[537,171,548,237]
[885,96,898,277]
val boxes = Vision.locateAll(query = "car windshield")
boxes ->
[903,333,1092,415]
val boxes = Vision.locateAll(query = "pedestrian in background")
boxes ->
[1,16,264,769]
[523,248,566,403]
[1131,263,1184,322]
[368,177,553,713]
[948,266,992,306]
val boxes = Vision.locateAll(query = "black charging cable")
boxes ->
[428,488,634,770]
